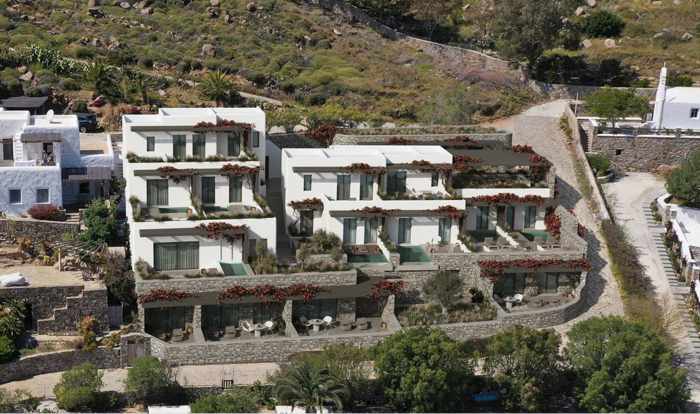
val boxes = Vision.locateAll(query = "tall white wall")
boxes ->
[0,166,62,215]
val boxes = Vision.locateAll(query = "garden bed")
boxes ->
[396,302,497,326]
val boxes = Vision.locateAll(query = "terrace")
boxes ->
[139,203,271,222]
[461,228,560,253]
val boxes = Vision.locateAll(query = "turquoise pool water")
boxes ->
[398,246,431,264]
[220,262,249,276]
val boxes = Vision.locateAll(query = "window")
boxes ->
[439,217,452,244]
[497,205,515,230]
[193,134,206,159]
[303,175,312,191]
[2,139,13,160]
[252,130,260,148]
[154,242,199,271]
[300,210,314,236]
[227,134,240,157]
[537,273,561,294]
[495,273,527,297]
[201,176,216,205]
[172,135,186,161]
[431,172,439,187]
[360,175,373,200]
[228,176,242,203]
[387,171,407,194]
[36,188,49,204]
[615,149,623,156]
[147,179,169,206]
[364,218,378,243]
[79,182,90,194]
[146,136,155,152]
[8,189,20,204]
[398,218,412,244]
[476,206,490,230]
[336,175,351,200]
[343,218,357,245]
[525,206,537,229]
[691,108,699,119]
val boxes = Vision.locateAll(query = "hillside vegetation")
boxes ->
[0,0,535,125]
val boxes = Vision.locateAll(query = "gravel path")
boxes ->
[510,100,624,334]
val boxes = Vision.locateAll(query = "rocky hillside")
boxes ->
[0,0,535,124]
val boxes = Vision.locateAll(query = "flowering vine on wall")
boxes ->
[217,283,326,303]
[138,289,194,304]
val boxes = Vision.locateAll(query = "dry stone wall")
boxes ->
[0,218,80,244]
[0,347,119,384]
[590,132,700,172]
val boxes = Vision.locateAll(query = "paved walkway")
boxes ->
[0,363,279,399]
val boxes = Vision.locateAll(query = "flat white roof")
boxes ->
[283,145,452,168]
[676,206,700,248]
[123,107,264,127]
[666,87,700,104]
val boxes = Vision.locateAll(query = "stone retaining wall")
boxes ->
[0,347,120,384]
[135,270,358,295]
[0,218,80,244]
[334,132,513,148]
[590,132,700,172]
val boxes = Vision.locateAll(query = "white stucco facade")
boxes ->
[650,66,700,130]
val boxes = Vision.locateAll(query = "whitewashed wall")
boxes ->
[0,166,62,215]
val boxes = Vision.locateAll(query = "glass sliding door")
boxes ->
[387,171,407,195]
[343,218,357,245]
[201,176,216,205]
[398,218,412,244]
[525,206,537,229]
[439,217,452,244]
[300,210,314,236]
[364,218,378,244]
[147,179,169,206]
[360,175,373,200]
[154,242,199,271]
[476,206,490,230]
[229,176,242,203]
[506,206,515,230]
[193,134,206,159]
[227,133,240,157]
[172,135,186,161]
[2,139,12,160]
[336,175,351,200]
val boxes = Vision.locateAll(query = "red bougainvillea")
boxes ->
[138,289,194,304]
[478,258,591,280]
[197,222,247,240]
[193,120,253,131]
[289,198,324,211]
[220,164,260,175]
[157,166,193,183]
[308,124,337,147]
[432,205,463,218]
[512,145,535,154]
[544,207,561,238]
[577,223,587,238]
[388,137,410,145]
[343,163,385,175]
[468,193,546,205]
[443,136,484,149]
[370,280,406,302]
[217,284,325,303]
[352,206,399,217]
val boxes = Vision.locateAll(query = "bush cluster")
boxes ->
[26,204,66,221]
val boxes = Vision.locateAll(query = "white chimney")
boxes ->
[652,65,667,129]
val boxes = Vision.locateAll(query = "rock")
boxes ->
[201,43,216,57]
[158,89,167,97]
[87,0,99,6]
[140,6,153,15]
[18,71,33,82]
[207,6,219,18]
[382,122,397,128]
[223,13,233,23]
[604,38,616,48]
[17,65,27,74]
[682,32,694,41]
[246,2,257,12]
[293,124,307,133]
[88,7,105,18]
[586,0,596,7]
[581,38,593,48]
[653,32,665,39]
[575,6,586,16]
[210,0,220,6]
[119,1,131,8]
[333,28,342,36]
[652,0,662,5]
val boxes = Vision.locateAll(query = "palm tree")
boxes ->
[274,362,348,413]
[199,70,238,106]
[83,61,118,100]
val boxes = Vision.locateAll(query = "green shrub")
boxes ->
[54,363,103,412]
[0,390,39,413]
[191,388,258,413]
[423,271,463,313]
[667,71,694,87]
[0,336,16,363]
[586,153,611,176]
[666,149,700,206]
[80,198,117,244]
[125,356,176,405]
[582,10,625,38]
[0,299,26,340]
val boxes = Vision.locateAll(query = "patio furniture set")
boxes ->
[208,320,277,340]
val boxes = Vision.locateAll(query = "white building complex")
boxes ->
[0,109,115,215]
[650,66,700,130]
[123,108,276,277]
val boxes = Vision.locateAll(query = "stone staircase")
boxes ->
[642,204,700,398]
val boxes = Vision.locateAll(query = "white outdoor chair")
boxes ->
[322,315,334,326]
[240,320,254,333]
[513,294,524,304]
[264,320,276,331]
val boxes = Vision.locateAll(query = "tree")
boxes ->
[566,316,689,412]
[199,71,242,106]
[125,356,175,406]
[667,71,694,87]
[407,0,460,40]
[417,84,477,125]
[491,0,581,64]
[586,88,649,126]
[484,326,570,412]
[267,106,304,133]
[582,10,625,38]
[100,251,136,314]
[0,390,38,413]
[83,61,118,100]
[666,149,700,206]
[80,198,117,245]
[191,388,258,413]
[372,327,473,412]
[273,360,348,413]
[0,336,16,363]
[292,345,373,409]
[422,270,463,314]
[586,153,611,176]
[0,299,26,340]
[54,363,103,412]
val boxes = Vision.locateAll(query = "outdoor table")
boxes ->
[308,318,324,332]
[504,296,515,312]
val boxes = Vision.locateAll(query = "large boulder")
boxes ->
[201,43,216,57]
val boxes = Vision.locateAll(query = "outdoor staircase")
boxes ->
[642,203,700,398]
[36,290,86,335]
[64,212,80,224]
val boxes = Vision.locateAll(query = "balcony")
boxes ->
[323,195,465,215]
[136,203,271,222]
[378,190,453,200]
[460,227,560,253]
